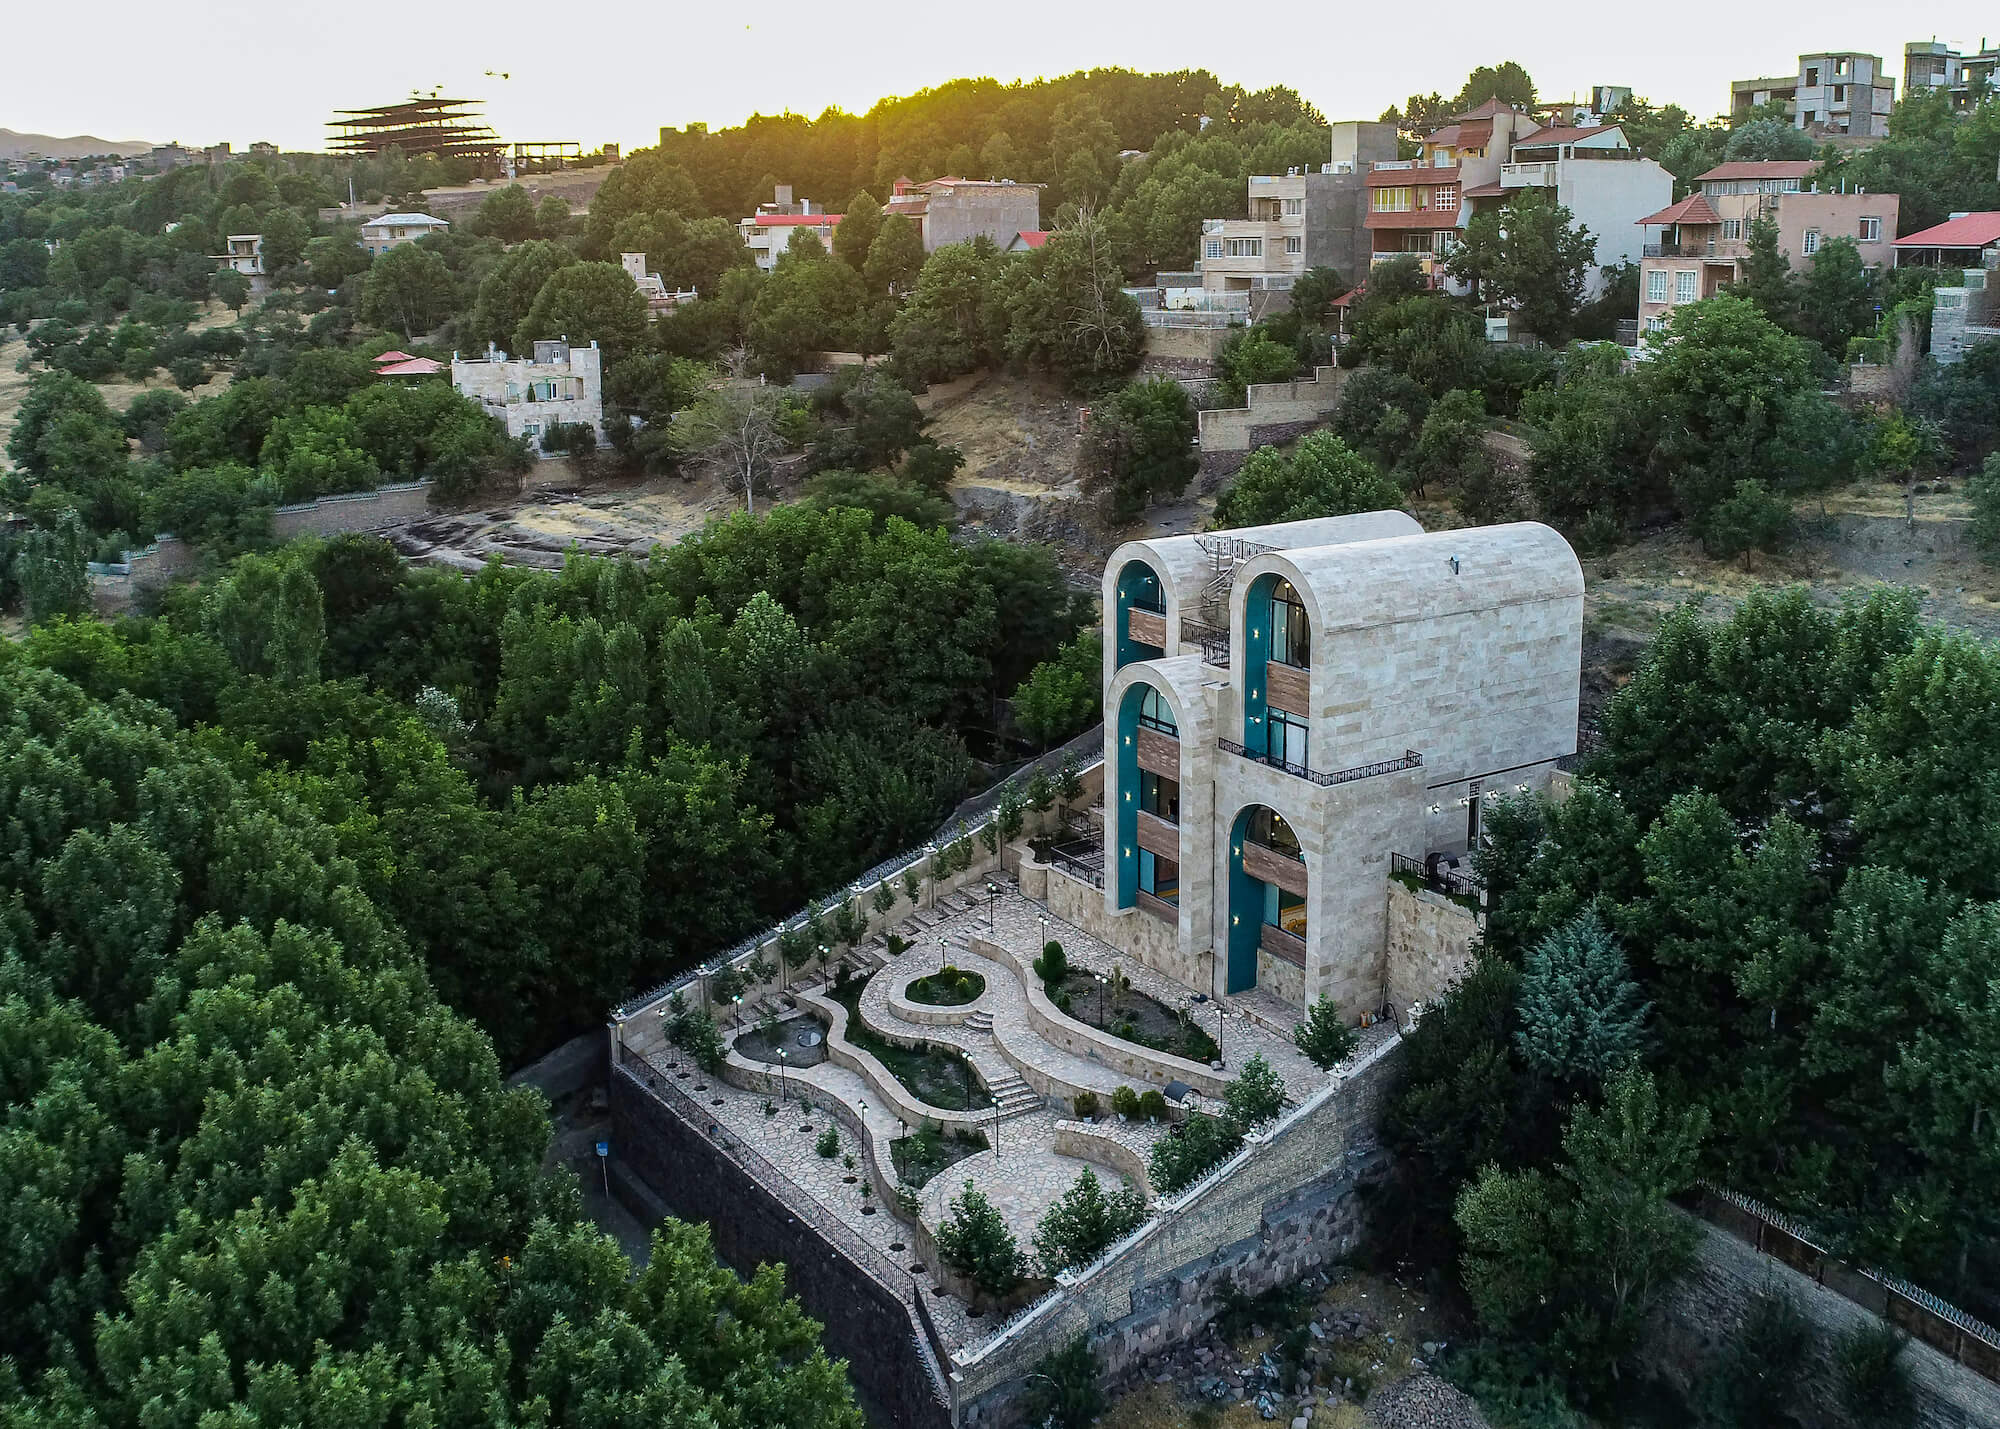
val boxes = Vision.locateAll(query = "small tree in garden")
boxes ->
[1025,768,1055,813]
[1223,1054,1287,1127]
[948,832,975,872]
[937,1181,1026,1295]
[1293,994,1360,1070]
[1055,757,1084,814]
[1034,941,1068,993]
[1034,1168,1148,1273]
[1148,1110,1245,1194]
[997,783,1028,844]
[778,926,811,970]
[902,867,922,903]
[872,881,896,916]
[834,898,865,949]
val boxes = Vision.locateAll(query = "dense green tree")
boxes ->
[514,259,653,362]
[470,238,578,350]
[1738,217,1796,324]
[888,241,1002,384]
[1213,431,1402,527]
[833,190,883,273]
[1408,386,1489,501]
[1794,235,1878,357]
[1034,1167,1147,1272]
[937,1181,1026,1294]
[862,212,927,296]
[13,509,91,622]
[1725,117,1816,162]
[999,215,1144,391]
[1455,62,1537,112]
[1514,911,1650,1090]
[359,241,455,340]
[1293,993,1360,1069]
[475,182,539,241]
[1046,94,1120,211]
[1211,328,1299,405]
[583,150,706,255]
[1078,377,1199,523]
[1012,630,1102,748]
[1331,365,1431,471]
[749,246,867,377]
[1449,188,1597,342]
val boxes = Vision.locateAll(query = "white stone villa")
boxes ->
[1079,513,1584,1020]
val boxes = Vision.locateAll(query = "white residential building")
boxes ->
[451,339,605,451]
[359,212,450,256]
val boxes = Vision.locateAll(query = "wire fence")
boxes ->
[1694,1183,2000,1385]
[616,1046,955,1406]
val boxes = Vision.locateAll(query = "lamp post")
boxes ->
[987,879,998,931]
[1037,912,1048,950]
[937,934,947,976]
[1214,1002,1226,1069]
[992,1096,1001,1160]
[732,993,743,1029]
[776,1047,787,1104]
[1095,971,1107,1027]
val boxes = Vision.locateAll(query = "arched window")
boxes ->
[1269,579,1309,668]
[1136,685,1178,735]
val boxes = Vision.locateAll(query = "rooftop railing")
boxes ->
[1218,741,1424,787]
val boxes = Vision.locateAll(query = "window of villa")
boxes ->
[1645,315,1666,333]
[1283,197,1302,215]
[1722,219,1742,240]
[1136,686,1179,736]
[1127,570,1164,613]
[1858,216,1881,242]
[1674,269,1698,304]
[1645,269,1668,303]
[1205,239,1223,258]
[1803,229,1821,256]
[1139,770,1180,823]
[1138,849,1179,904]
[1269,583,1309,668]
[1227,238,1263,257]
[1286,236,1302,254]
[1264,882,1306,936]
[1266,708,1309,771]
[1372,187,1412,212]
[1434,184,1457,209]
[1247,807,1302,859]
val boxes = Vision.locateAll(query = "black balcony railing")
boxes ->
[1390,851,1481,903]
[1219,740,1423,787]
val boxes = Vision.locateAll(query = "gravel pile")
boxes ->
[1363,1372,1492,1429]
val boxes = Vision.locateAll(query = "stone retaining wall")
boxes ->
[947,1035,1402,1425]
[1195,366,1349,463]
[1053,1122,1156,1198]
[1046,862,1200,990]
[609,1061,952,1429]
[271,481,432,538]
[1384,878,1479,1016]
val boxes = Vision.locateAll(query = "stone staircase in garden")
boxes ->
[964,1008,995,1033]
[986,1068,1042,1121]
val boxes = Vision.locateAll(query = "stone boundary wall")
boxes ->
[1142,325,1235,364]
[1043,862,1190,990]
[1647,1217,2000,1429]
[1196,365,1349,459]
[946,1034,1403,1426]
[88,534,197,608]
[506,1028,607,1101]
[1053,1122,1155,1198]
[609,1058,953,1429]
[271,481,432,538]
[1384,879,1479,1017]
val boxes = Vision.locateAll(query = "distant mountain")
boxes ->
[0,127,156,160]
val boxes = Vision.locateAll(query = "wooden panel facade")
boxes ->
[1127,607,1168,650]
[1260,922,1307,967]
[1134,727,1180,778]
[1136,890,1177,925]
[1242,839,1308,897]
[1135,809,1179,860]
[1264,660,1310,717]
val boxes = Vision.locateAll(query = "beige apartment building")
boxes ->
[1730,51,1896,138]
[1635,161,1899,337]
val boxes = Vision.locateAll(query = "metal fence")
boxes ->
[1218,740,1424,788]
[616,1046,956,1404]
[1388,851,1481,903]
[1694,1184,2000,1386]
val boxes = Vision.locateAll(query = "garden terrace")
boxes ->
[618,875,1338,1353]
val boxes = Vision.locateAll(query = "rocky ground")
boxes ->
[1099,1265,1484,1429]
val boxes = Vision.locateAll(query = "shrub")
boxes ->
[1111,1085,1140,1119]
[1702,1289,1815,1428]
[1834,1322,1912,1428]
[936,1181,1026,1295]
[1222,1054,1287,1128]
[1071,1090,1100,1120]
[1034,1167,1147,1274]
[815,1127,839,1158]
[1137,1089,1168,1121]
[1019,1335,1104,1429]
[1148,1110,1244,1194]
[1703,478,1792,559]
[665,997,726,1072]
[871,880,896,915]
[1293,993,1360,1070]
[1033,940,1069,995]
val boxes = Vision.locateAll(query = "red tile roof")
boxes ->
[1365,165,1463,186]
[1010,230,1050,248]
[1516,122,1619,146]
[745,213,842,226]
[1694,160,1820,182]
[1635,194,1721,227]
[1456,98,1524,121]
[375,357,444,376]
[372,349,417,364]
[1893,212,2000,248]
[1424,124,1462,149]
[1454,120,1494,149]
[1461,182,1505,199]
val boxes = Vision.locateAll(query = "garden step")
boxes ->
[964,1010,995,1033]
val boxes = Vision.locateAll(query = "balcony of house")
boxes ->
[1219,740,1425,787]
[1389,851,1482,912]
[1499,161,1559,189]
[1125,590,1167,652]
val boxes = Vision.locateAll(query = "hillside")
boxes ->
[0,126,154,159]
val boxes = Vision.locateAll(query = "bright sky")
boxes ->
[11,1,1998,154]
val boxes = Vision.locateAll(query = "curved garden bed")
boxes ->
[824,973,993,1111]
[905,965,985,1006]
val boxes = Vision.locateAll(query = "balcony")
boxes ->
[1499,161,1558,188]
[1126,605,1167,650]
[1218,740,1424,788]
